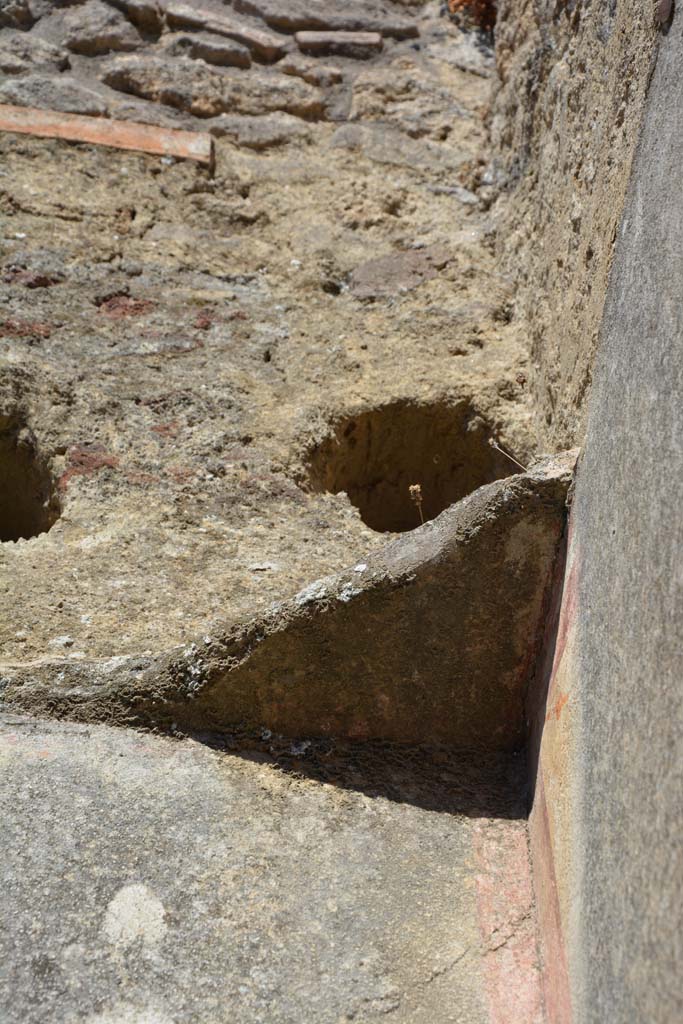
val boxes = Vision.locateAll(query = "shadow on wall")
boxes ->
[304,400,517,532]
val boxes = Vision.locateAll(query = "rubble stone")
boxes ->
[107,0,163,34]
[0,0,35,30]
[234,0,419,40]
[164,2,288,62]
[278,53,343,88]
[0,31,69,75]
[64,0,143,56]
[295,30,383,60]
[207,112,312,149]
[101,54,326,119]
[160,30,252,69]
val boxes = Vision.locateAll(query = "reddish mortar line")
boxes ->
[526,523,581,1024]
[472,821,545,1024]
[0,104,215,170]
[549,551,579,682]
[530,779,572,1024]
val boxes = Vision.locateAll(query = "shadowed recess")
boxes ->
[304,400,516,532]
[191,728,529,820]
[0,424,60,542]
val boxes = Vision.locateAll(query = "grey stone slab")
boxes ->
[0,713,516,1024]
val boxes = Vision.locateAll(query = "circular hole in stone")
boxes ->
[0,425,60,542]
[304,401,520,533]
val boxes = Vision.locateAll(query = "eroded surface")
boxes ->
[0,7,551,1023]
[0,1,532,671]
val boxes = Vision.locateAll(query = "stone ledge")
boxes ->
[2,453,578,750]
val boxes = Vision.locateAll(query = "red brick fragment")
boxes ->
[0,103,215,169]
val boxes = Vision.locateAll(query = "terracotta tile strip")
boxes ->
[0,104,215,171]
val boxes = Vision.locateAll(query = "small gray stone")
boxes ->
[107,0,163,34]
[234,0,419,40]
[64,0,142,56]
[0,0,35,30]
[0,73,109,116]
[295,30,383,60]
[161,31,252,69]
[0,30,69,75]
[349,245,451,300]
[278,53,343,88]
[207,112,312,150]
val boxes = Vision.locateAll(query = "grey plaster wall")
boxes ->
[568,14,683,1023]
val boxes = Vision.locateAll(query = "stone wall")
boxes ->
[490,0,657,449]
[522,9,683,1024]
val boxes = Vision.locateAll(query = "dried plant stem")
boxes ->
[488,438,527,472]
[409,483,424,525]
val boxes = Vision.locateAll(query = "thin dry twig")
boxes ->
[488,438,527,472]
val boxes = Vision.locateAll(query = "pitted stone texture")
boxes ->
[0,714,541,1024]
[233,0,419,39]
[164,2,288,62]
[160,30,252,68]
[101,55,326,118]
[0,7,531,718]
[0,31,68,75]
[63,0,143,56]
[490,0,657,449]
